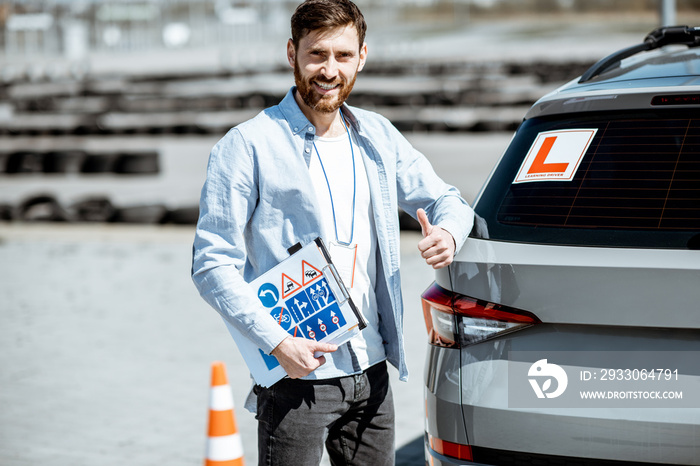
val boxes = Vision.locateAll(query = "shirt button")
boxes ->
[308,126,314,132]
[305,148,310,153]
[294,127,298,131]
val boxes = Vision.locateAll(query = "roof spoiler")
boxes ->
[578,25,700,83]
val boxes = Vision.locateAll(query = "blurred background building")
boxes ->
[2,0,698,76]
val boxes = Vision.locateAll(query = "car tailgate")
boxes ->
[447,238,700,329]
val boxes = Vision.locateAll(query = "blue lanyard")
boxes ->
[312,113,356,246]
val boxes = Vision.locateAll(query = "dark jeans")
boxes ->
[254,361,395,466]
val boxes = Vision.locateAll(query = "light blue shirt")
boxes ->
[192,87,474,391]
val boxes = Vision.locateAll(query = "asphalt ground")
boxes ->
[0,225,435,465]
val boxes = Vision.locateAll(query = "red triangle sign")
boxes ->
[281,273,302,299]
[302,260,323,286]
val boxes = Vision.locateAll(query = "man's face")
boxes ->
[288,24,367,114]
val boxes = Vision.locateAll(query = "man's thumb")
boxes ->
[312,343,338,359]
[314,342,338,354]
[417,208,433,237]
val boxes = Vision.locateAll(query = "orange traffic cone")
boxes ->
[205,361,245,466]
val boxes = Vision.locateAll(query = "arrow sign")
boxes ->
[307,326,316,340]
[257,283,279,308]
[294,298,308,316]
[319,281,331,307]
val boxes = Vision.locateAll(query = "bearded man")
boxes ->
[192,0,473,464]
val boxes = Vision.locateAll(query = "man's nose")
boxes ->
[321,56,339,78]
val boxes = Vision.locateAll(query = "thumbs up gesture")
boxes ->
[417,208,456,269]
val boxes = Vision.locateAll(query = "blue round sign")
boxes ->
[271,307,292,330]
[257,283,279,308]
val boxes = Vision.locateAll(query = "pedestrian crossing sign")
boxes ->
[219,238,366,387]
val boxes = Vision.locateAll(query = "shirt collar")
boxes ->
[279,86,361,136]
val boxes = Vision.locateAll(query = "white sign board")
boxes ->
[513,129,598,184]
[222,238,365,387]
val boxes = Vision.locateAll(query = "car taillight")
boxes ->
[428,434,473,461]
[421,283,540,348]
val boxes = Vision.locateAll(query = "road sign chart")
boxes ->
[220,238,363,387]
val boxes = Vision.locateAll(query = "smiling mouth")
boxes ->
[315,81,341,91]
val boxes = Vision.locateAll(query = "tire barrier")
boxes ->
[43,150,86,174]
[6,151,44,174]
[398,210,422,232]
[110,204,168,224]
[70,197,116,223]
[0,61,593,136]
[163,206,200,225]
[80,153,118,173]
[16,194,70,222]
[113,152,159,175]
[0,194,198,225]
[0,151,160,175]
[0,204,13,221]
[0,198,418,231]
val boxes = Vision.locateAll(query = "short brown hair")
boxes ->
[290,0,367,50]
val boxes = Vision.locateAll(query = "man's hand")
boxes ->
[270,337,338,379]
[417,208,456,269]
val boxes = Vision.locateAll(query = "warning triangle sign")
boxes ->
[281,273,302,299]
[302,260,323,286]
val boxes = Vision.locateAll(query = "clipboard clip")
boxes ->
[322,263,367,330]
[314,237,368,330]
[323,263,350,306]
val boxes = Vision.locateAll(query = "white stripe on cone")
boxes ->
[210,385,235,411]
[206,433,244,461]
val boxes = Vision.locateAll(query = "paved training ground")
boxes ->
[0,226,432,465]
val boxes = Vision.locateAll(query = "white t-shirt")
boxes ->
[308,128,386,371]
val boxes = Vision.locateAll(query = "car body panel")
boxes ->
[459,324,700,463]
[423,321,700,464]
[526,47,700,119]
[450,238,700,328]
[424,345,469,443]
[525,83,700,118]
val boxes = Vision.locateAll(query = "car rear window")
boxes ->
[474,109,700,249]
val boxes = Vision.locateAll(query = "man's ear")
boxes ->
[357,42,368,72]
[286,39,296,68]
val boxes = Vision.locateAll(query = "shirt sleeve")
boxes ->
[191,128,290,354]
[393,128,474,254]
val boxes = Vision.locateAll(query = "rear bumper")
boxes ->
[424,324,700,465]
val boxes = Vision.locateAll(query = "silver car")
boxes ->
[422,26,700,465]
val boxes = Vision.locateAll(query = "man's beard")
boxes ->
[294,60,357,113]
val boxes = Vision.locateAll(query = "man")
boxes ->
[192,0,474,464]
